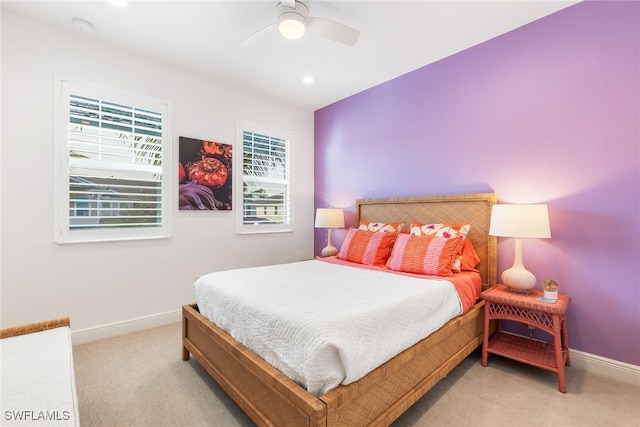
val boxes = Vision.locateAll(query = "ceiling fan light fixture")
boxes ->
[241,0,359,47]
[278,14,306,40]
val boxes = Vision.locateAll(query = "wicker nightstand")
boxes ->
[480,284,571,392]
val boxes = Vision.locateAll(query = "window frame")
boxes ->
[53,76,172,244]
[235,119,294,234]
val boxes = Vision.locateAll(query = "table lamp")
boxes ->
[315,208,345,257]
[489,204,551,292]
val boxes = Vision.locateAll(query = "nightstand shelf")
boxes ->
[481,284,571,392]
[488,331,564,370]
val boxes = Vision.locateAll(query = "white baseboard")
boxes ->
[71,309,181,345]
[569,348,640,386]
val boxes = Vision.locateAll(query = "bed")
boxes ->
[182,192,497,426]
[0,317,80,427]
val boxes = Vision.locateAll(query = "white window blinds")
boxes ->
[55,79,171,243]
[236,120,293,233]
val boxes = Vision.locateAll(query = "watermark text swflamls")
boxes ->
[4,410,71,422]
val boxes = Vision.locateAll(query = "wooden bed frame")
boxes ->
[182,192,497,426]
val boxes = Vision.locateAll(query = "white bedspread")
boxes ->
[194,259,462,396]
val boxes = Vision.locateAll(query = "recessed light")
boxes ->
[72,18,94,33]
[303,76,314,84]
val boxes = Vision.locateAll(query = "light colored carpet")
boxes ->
[72,322,640,427]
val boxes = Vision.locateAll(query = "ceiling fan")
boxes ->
[242,0,360,46]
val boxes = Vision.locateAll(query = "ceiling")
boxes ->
[2,0,580,111]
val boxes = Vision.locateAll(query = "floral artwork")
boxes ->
[179,137,232,210]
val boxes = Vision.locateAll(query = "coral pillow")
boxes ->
[386,234,463,277]
[338,228,397,266]
[459,238,481,272]
[359,220,405,234]
[410,223,473,272]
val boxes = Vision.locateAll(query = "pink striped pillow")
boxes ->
[386,233,463,276]
[337,228,397,266]
[410,222,472,272]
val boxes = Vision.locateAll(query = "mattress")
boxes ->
[0,326,80,426]
[194,258,480,396]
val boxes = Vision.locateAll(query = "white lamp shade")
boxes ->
[315,208,345,228]
[489,204,551,239]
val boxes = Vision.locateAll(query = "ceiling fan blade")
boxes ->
[240,22,277,47]
[307,17,360,46]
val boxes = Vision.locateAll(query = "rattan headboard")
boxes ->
[355,193,497,288]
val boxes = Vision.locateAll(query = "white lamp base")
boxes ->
[501,266,536,293]
[321,245,339,257]
[502,237,537,293]
[320,228,339,258]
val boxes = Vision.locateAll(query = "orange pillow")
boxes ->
[386,233,463,276]
[359,220,405,234]
[337,228,397,266]
[410,223,471,272]
[459,238,481,272]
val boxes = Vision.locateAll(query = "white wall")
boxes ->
[0,11,315,339]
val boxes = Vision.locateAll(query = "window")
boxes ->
[236,119,293,234]
[54,78,172,243]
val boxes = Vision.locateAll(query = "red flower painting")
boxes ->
[179,136,232,210]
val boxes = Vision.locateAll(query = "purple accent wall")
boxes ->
[314,1,639,365]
